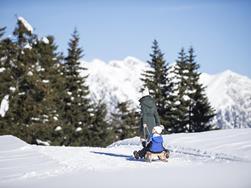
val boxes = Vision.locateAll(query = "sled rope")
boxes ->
[143,125,151,141]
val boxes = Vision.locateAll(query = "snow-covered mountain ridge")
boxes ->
[80,56,251,129]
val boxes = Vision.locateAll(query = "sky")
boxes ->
[1,0,251,77]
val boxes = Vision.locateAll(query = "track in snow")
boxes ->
[167,146,251,163]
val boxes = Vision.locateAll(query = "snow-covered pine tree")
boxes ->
[0,27,9,102]
[111,101,139,141]
[0,26,15,133]
[186,47,215,132]
[0,27,14,101]
[62,29,93,146]
[141,39,173,129]
[31,35,66,145]
[7,17,49,143]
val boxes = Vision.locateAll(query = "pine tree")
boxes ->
[0,26,16,134]
[186,47,215,132]
[171,47,215,133]
[30,35,66,144]
[141,40,173,128]
[62,29,93,146]
[111,101,139,141]
[171,48,189,133]
[4,18,48,143]
[0,26,9,101]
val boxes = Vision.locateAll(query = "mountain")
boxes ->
[80,57,251,129]
[80,57,147,112]
[200,70,251,128]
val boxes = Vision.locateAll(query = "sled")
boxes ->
[133,150,169,162]
[145,151,169,162]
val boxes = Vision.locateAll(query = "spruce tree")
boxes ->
[30,35,66,144]
[111,101,139,141]
[62,29,93,146]
[5,18,47,143]
[141,40,173,128]
[171,48,189,133]
[0,27,16,134]
[186,47,215,132]
[171,47,215,133]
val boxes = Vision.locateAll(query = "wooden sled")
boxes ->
[145,151,169,162]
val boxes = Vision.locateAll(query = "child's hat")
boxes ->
[153,125,164,134]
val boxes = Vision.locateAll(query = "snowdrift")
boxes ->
[1,129,251,188]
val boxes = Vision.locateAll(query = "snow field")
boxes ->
[1,129,251,188]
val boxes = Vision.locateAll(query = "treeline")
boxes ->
[0,18,138,146]
[0,18,215,147]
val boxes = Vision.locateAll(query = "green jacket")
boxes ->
[139,95,160,140]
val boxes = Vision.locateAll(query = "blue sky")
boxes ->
[1,0,251,77]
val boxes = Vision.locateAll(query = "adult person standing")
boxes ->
[133,88,163,159]
[139,88,161,145]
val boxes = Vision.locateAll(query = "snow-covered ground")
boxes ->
[1,129,251,188]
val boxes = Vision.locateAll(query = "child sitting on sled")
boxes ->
[133,125,169,162]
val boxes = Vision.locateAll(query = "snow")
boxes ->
[54,126,62,131]
[17,17,33,33]
[31,117,40,121]
[0,95,9,117]
[200,70,251,128]
[27,71,33,76]
[0,129,251,188]
[0,67,5,72]
[36,139,50,146]
[35,62,44,72]
[18,92,25,96]
[75,127,82,132]
[9,87,16,92]
[24,43,32,49]
[81,57,148,112]
[67,91,72,96]
[183,95,190,101]
[42,80,49,83]
[41,37,49,44]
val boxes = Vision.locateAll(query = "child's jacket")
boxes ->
[149,134,165,153]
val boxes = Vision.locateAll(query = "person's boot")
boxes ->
[165,149,170,159]
[133,151,139,160]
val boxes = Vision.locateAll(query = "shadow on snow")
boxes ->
[91,151,145,162]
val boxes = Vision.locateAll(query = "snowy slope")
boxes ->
[81,57,251,128]
[1,129,251,188]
